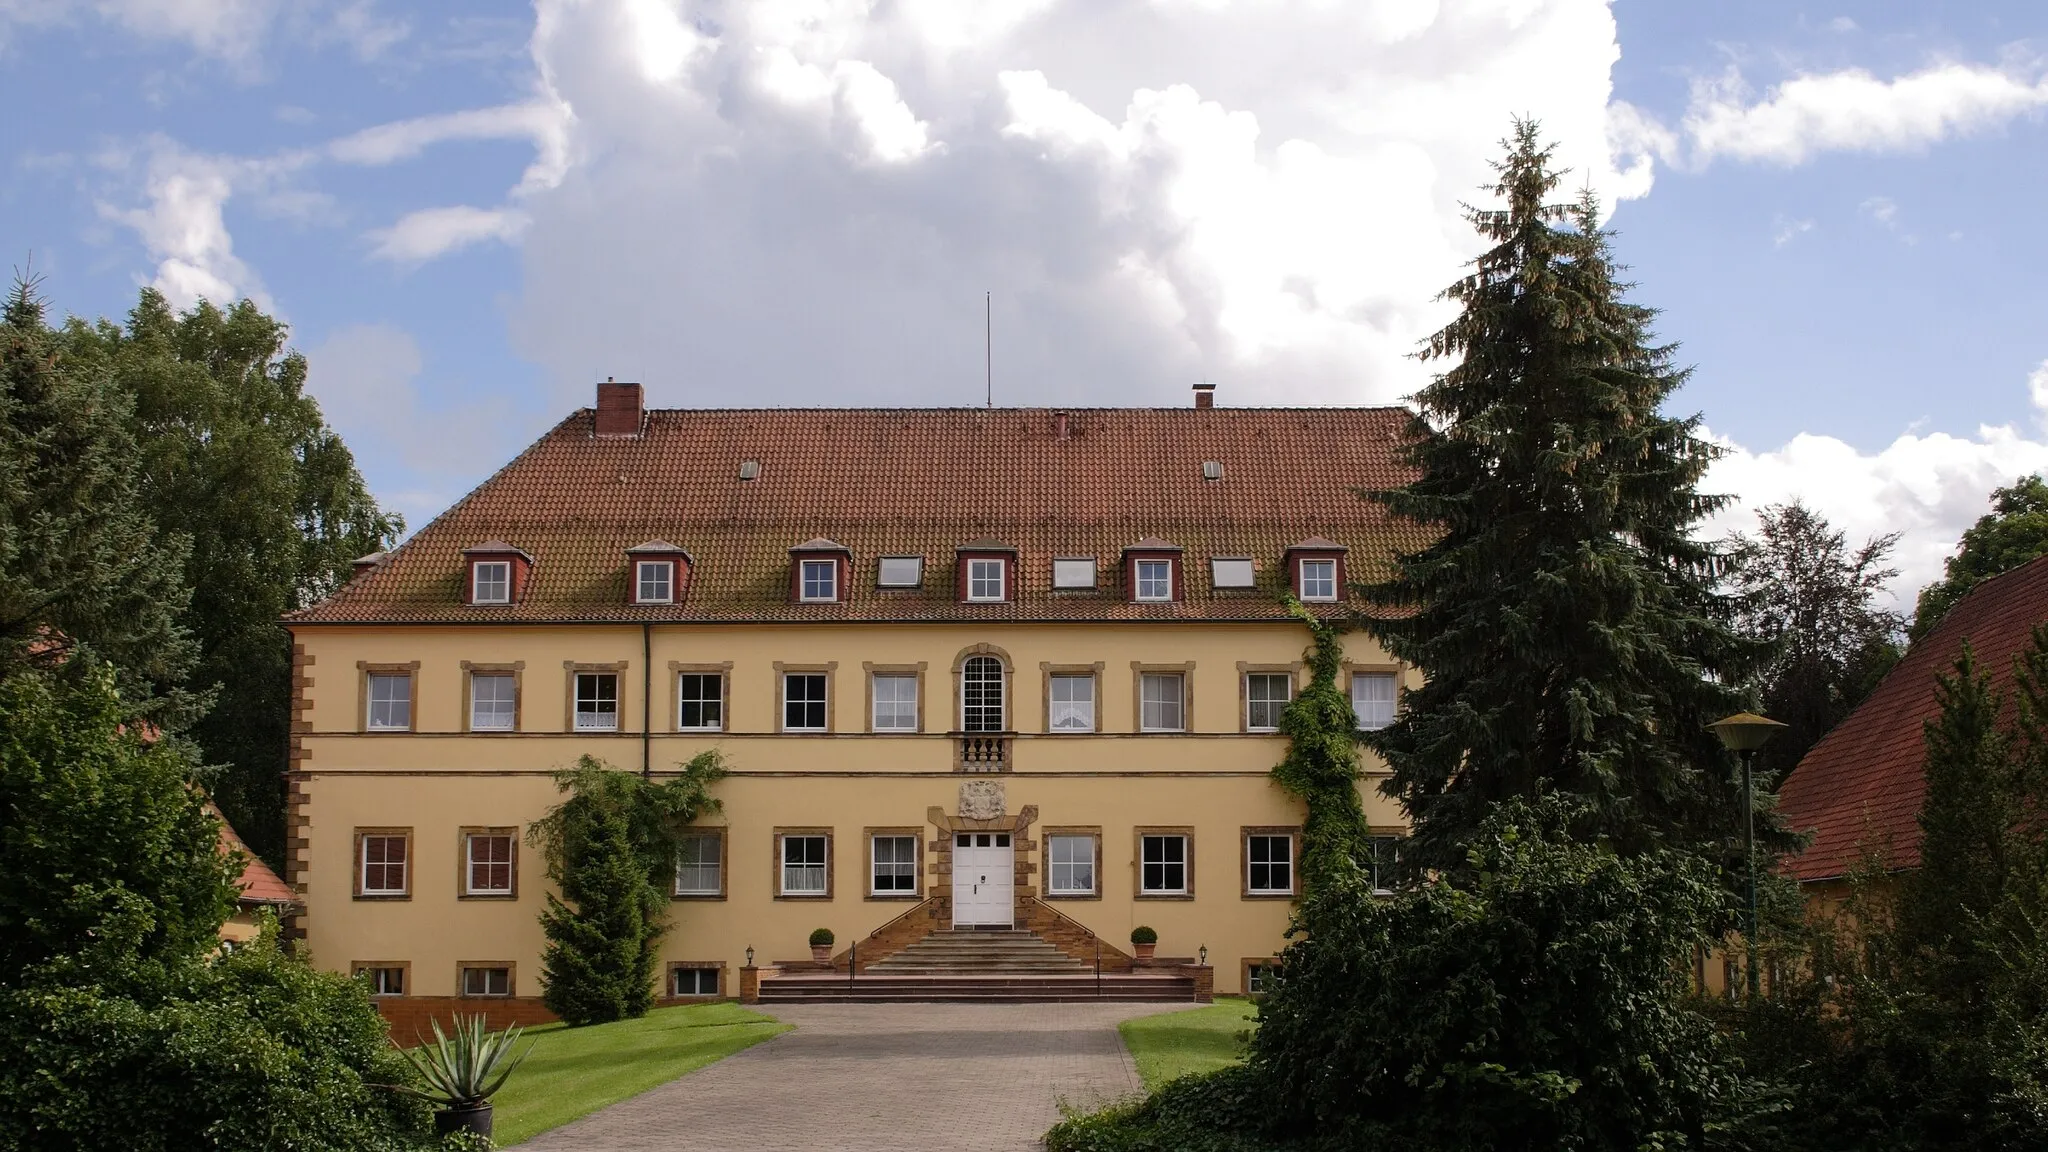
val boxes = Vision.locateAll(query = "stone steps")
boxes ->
[756,973,1196,1003]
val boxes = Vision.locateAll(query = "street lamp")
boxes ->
[1709,711,1787,1000]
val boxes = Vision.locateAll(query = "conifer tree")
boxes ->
[1360,122,1766,874]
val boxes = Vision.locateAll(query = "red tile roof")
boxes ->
[288,406,1423,625]
[211,807,295,906]
[1778,552,2048,882]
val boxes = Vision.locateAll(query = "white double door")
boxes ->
[951,832,1015,927]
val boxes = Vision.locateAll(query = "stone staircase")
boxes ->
[756,928,1197,1004]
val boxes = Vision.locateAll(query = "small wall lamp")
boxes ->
[1198,944,1208,966]
[745,945,755,968]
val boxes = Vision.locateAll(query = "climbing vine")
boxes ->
[1271,596,1373,902]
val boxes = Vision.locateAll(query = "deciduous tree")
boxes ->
[1911,475,2048,642]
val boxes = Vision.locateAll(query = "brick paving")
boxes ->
[512,1001,1180,1151]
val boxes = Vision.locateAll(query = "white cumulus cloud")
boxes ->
[95,140,281,309]
[366,205,530,263]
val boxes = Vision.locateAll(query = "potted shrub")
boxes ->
[395,1013,534,1138]
[1130,925,1158,961]
[809,927,835,962]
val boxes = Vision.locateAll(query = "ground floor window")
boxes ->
[460,965,512,998]
[671,966,719,996]
[675,832,723,896]
[1246,961,1279,996]
[1246,832,1293,895]
[871,834,917,894]
[781,833,828,895]
[465,830,514,896]
[1047,834,1096,895]
[354,964,405,996]
[1141,833,1188,895]
[1367,835,1402,894]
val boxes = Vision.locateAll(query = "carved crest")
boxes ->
[958,779,1006,821]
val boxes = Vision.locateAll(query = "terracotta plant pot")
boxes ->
[434,1103,493,1139]
[1133,942,1156,961]
[811,945,831,962]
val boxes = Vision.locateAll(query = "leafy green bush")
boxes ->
[1128,925,1157,946]
[808,927,835,948]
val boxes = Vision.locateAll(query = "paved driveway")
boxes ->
[513,1001,1177,1151]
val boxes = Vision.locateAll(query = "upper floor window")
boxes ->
[1052,557,1096,589]
[784,672,828,731]
[966,558,1006,601]
[962,656,1005,732]
[677,673,723,731]
[470,672,515,731]
[1049,673,1095,732]
[636,560,674,604]
[878,556,923,588]
[872,673,918,731]
[465,831,515,896]
[799,559,839,602]
[1245,673,1292,731]
[366,672,412,731]
[357,831,409,896]
[1367,835,1403,894]
[1135,559,1174,601]
[471,560,511,604]
[1298,559,1337,601]
[1211,557,1255,589]
[675,831,723,896]
[1140,672,1185,732]
[575,671,619,730]
[1352,671,1397,731]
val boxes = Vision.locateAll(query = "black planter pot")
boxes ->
[434,1103,494,1138]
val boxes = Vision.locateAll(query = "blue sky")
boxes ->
[3,1,2045,600]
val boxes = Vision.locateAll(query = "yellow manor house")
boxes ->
[284,381,1421,1023]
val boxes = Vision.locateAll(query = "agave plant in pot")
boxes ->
[396,1013,535,1138]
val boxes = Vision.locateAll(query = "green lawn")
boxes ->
[487,1002,790,1146]
[1120,998,1261,1089]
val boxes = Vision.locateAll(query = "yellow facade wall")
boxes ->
[293,622,1413,996]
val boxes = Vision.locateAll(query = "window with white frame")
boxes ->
[359,833,408,895]
[1047,834,1096,895]
[1247,833,1293,895]
[877,556,923,588]
[1049,673,1095,731]
[677,673,723,731]
[1141,834,1188,894]
[966,558,1006,601]
[672,967,718,996]
[871,835,917,894]
[871,673,918,731]
[1298,558,1337,601]
[1135,559,1174,601]
[575,671,619,730]
[783,672,827,731]
[1247,961,1279,995]
[674,832,722,896]
[471,560,511,604]
[1140,672,1185,732]
[1367,836,1402,894]
[465,832,514,895]
[470,672,515,731]
[1052,557,1096,589]
[1351,671,1397,731]
[460,966,510,997]
[961,656,1004,732]
[781,834,828,895]
[636,560,674,604]
[355,965,405,996]
[1210,557,1255,589]
[799,558,838,601]
[366,672,411,731]
[1245,673,1292,731]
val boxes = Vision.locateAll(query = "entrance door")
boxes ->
[951,832,1015,927]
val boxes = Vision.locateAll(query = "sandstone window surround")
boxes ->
[563,660,629,733]
[673,829,727,899]
[353,828,411,900]
[775,828,833,899]
[863,661,928,733]
[461,661,524,733]
[865,827,923,900]
[459,827,518,899]
[774,662,837,733]
[1237,661,1303,733]
[351,961,409,997]
[357,661,420,733]
[666,962,724,998]
[1041,662,1104,733]
[671,661,733,732]
[1243,957,1281,996]
[1345,663,1403,733]
[1241,826,1300,899]
[457,962,515,998]
[1135,827,1195,899]
[1042,826,1102,899]
[1131,662,1196,733]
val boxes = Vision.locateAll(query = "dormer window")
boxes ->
[472,561,511,605]
[800,559,838,601]
[636,560,674,604]
[1135,560,1172,601]
[1285,538,1348,603]
[1298,559,1336,601]
[966,558,1006,602]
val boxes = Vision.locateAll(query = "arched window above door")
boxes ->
[962,655,1006,732]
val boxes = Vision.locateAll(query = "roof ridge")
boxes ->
[611,404,1419,415]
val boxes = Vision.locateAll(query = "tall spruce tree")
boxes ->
[1360,122,1768,875]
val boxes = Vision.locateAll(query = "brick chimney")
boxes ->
[1193,382,1216,409]
[595,378,644,438]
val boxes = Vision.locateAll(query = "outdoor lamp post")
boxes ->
[745,945,754,968]
[1199,945,1208,966]
[1709,711,1787,1000]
